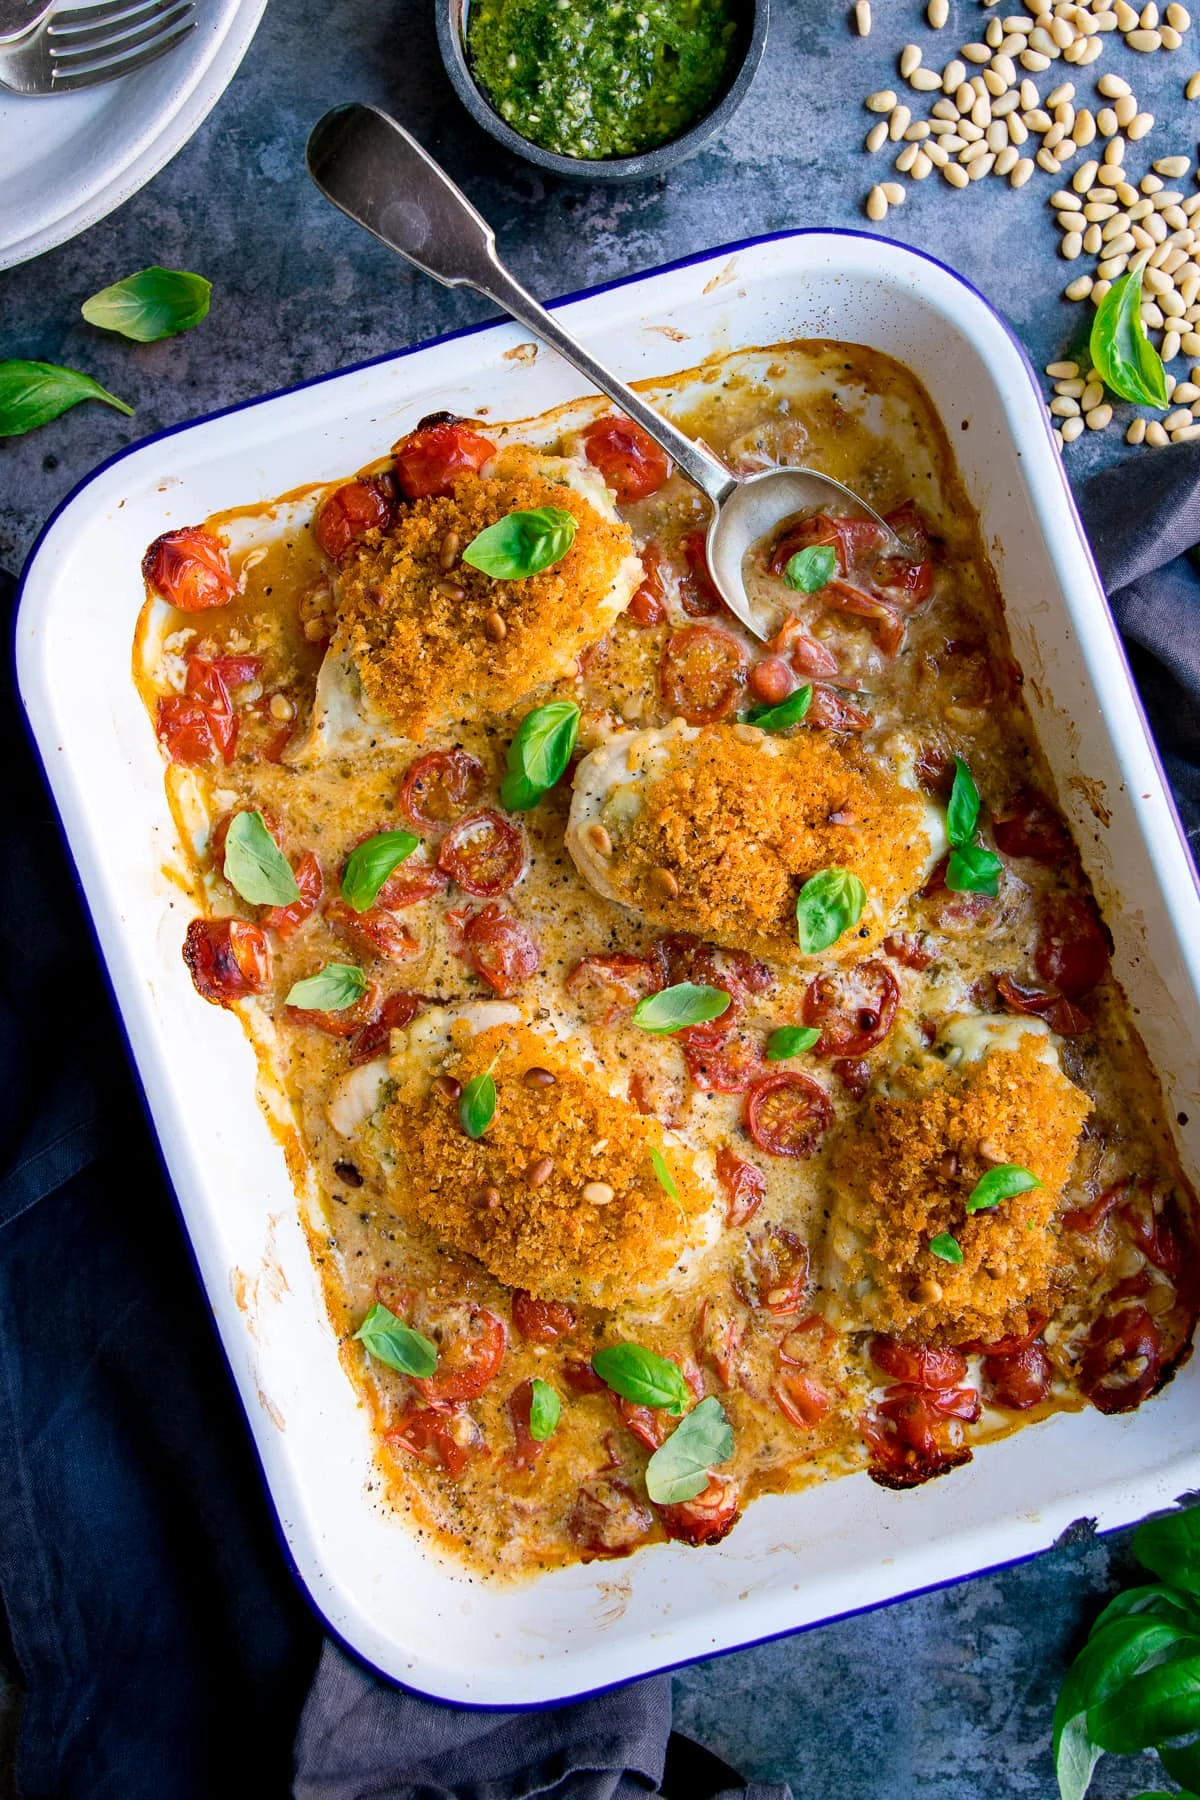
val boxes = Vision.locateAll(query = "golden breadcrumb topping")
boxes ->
[827,1034,1091,1345]
[382,1025,705,1305]
[607,725,932,963]
[333,471,636,740]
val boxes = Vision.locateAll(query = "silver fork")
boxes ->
[0,0,195,93]
[0,0,53,44]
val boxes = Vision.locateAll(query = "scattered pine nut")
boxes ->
[1164,405,1195,428]
[928,0,949,26]
[1086,403,1114,428]
[866,120,889,151]
[900,42,922,76]
[866,184,889,219]
[1164,327,1184,359]
[1187,71,1200,98]
[866,89,897,111]
[904,119,932,138]
[1010,156,1035,184]
[963,41,993,61]
[1167,2,1191,26]
[1129,112,1155,138]
[1127,416,1148,443]
[1062,229,1085,255]
[1062,415,1086,440]
[890,103,912,138]
[1081,379,1105,409]
[943,57,967,90]
[881,180,906,203]
[1065,273,1095,297]
[1084,222,1104,250]
[1126,26,1164,45]
[1097,72,1132,96]
[995,144,1020,171]
[856,0,872,34]
[911,66,945,89]
[1074,158,1099,190]
[1146,419,1170,444]
[1183,330,1200,353]
[1115,0,1140,22]
[896,142,920,171]
[1162,23,1185,43]
[912,149,934,177]
[1155,156,1192,177]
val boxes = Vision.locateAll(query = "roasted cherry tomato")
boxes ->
[863,1380,979,1490]
[822,579,905,658]
[871,1336,967,1388]
[801,959,899,1058]
[833,1058,871,1099]
[1079,1304,1163,1414]
[773,1370,832,1430]
[746,656,797,707]
[957,1317,1046,1357]
[582,414,671,502]
[628,543,667,626]
[314,479,394,560]
[325,898,419,964]
[768,616,840,679]
[209,653,261,690]
[399,749,486,833]
[262,851,323,938]
[660,624,747,724]
[656,933,773,1022]
[681,1029,769,1094]
[142,526,237,611]
[716,1144,767,1228]
[1035,894,1111,1000]
[287,978,381,1039]
[658,1475,741,1547]
[374,857,449,909]
[995,972,1091,1036]
[392,419,496,499]
[415,1304,506,1404]
[437,810,526,897]
[744,1071,833,1159]
[387,1405,479,1480]
[1062,1179,1130,1236]
[737,1225,811,1315]
[883,931,935,972]
[564,952,662,1025]
[459,902,540,995]
[805,684,873,732]
[695,1294,747,1388]
[612,1358,702,1451]
[349,989,426,1065]
[508,1380,546,1472]
[512,1290,577,1343]
[182,918,270,1006]
[768,512,887,579]
[628,1062,686,1126]
[679,529,724,617]
[568,1477,654,1560]
[156,696,220,766]
[1121,1189,1185,1280]
[983,1343,1052,1411]
[991,787,1072,864]
[873,502,935,610]
[561,1358,606,1395]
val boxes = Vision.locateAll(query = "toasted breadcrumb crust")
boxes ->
[602,725,932,963]
[333,470,636,741]
[828,1034,1091,1346]
[382,1025,705,1305]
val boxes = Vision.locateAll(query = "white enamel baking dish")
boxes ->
[17,231,1200,1706]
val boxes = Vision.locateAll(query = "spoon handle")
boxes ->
[307,104,739,509]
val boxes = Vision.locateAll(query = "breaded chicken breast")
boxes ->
[565,718,945,965]
[825,1016,1091,1346]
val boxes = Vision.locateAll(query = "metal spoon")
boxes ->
[306,103,897,642]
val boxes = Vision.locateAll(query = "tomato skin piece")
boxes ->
[387,1406,477,1480]
[716,1144,767,1228]
[743,1072,833,1160]
[1062,1179,1130,1237]
[679,529,724,617]
[982,1342,1052,1411]
[399,749,486,833]
[737,1225,811,1315]
[833,1057,871,1099]
[437,809,526,898]
[801,959,900,1058]
[658,1474,741,1547]
[561,1358,606,1395]
[315,478,393,560]
[582,415,671,502]
[871,1336,968,1388]
[1079,1304,1163,1414]
[660,624,747,724]
[1035,894,1111,1000]
[512,1290,576,1343]
[182,918,271,1006]
[883,931,935,972]
[209,653,261,691]
[804,683,873,733]
[1121,1190,1185,1281]
[416,1306,506,1404]
[261,851,323,938]
[142,526,237,611]
[568,1477,654,1560]
[695,1294,747,1388]
[564,952,662,1025]
[768,616,840,680]
[769,512,887,579]
[375,859,449,909]
[348,989,426,1065]
[392,420,496,499]
[823,579,905,658]
[773,1370,832,1429]
[681,1028,768,1094]
[508,1380,546,1472]
[156,695,218,766]
[459,902,540,995]
[995,972,1091,1036]
[325,898,419,965]
[991,787,1072,864]
[287,979,381,1039]
[957,1316,1046,1357]
[628,544,666,626]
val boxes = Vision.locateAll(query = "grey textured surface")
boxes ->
[1,0,1198,1794]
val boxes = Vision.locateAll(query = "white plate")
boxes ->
[0,0,264,271]
[15,232,1200,1706]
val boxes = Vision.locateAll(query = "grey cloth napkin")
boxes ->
[292,444,1200,1800]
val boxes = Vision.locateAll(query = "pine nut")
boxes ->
[1146,420,1170,445]
[890,103,912,138]
[1162,22,1184,43]
[1074,158,1099,189]
[1097,107,1119,135]
[959,118,984,139]
[900,42,922,76]
[1188,71,1200,98]
[1038,148,1063,171]
[1097,71,1132,94]
[1084,223,1104,250]
[1086,403,1114,429]
[926,140,951,164]
[1062,415,1086,440]
[484,608,507,641]
[650,866,680,899]
[1081,379,1105,409]
[1164,287,1188,314]
[866,185,889,220]
[866,121,889,151]
[963,41,992,61]
[586,823,613,854]
[1084,200,1117,218]
[1127,26,1163,44]
[1106,232,1137,254]
[943,159,971,186]
[1114,93,1138,127]
[904,120,931,138]
[992,53,1018,85]
[1183,332,1200,353]
[956,80,977,109]
[582,1182,614,1205]
[987,15,1005,45]
[1065,273,1095,297]
[1143,0,1160,21]
[1097,252,1130,277]
[1045,121,1066,148]
[1145,262,1172,289]
[881,180,906,202]
[912,150,934,178]
[1010,156,1035,185]
[1115,0,1140,22]
[1143,173,1165,192]
[1118,180,1140,204]
[972,94,993,125]
[1029,24,1057,51]
[1047,80,1075,105]
[911,67,944,89]
[867,89,897,111]
[1128,112,1154,139]
[896,142,920,172]
[1174,381,1200,401]
[435,577,466,600]
[1051,14,1076,44]
[1062,229,1084,256]
[928,0,949,25]
[1052,186,1081,207]
[1093,9,1120,26]
[1155,157,1191,178]
[1129,198,1155,218]
[1050,395,1081,415]
[1025,106,1052,129]
[1174,422,1200,440]
[1009,114,1029,142]
[1101,208,1132,236]
[1092,279,1113,301]
[1022,47,1052,68]
[1127,416,1148,443]
[1104,136,1126,164]
[856,0,872,33]
[1162,203,1189,227]
[1167,1,1191,23]
[1143,299,1166,323]
[1005,13,1033,29]
[1164,406,1194,429]
[995,144,1020,172]
[989,120,1010,148]
[968,151,996,177]
[1164,328,1184,359]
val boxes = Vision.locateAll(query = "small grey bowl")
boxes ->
[436,0,768,184]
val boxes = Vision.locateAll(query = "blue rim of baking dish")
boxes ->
[13,225,1198,1709]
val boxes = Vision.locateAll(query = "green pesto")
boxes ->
[466,0,739,161]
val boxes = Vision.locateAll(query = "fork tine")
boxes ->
[48,0,178,34]
[49,14,193,82]
[51,1,190,64]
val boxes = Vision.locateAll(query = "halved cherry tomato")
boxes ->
[1079,1304,1163,1414]
[983,1343,1052,1410]
[747,656,796,706]
[512,1290,576,1343]
[262,851,323,937]
[883,931,935,971]
[804,684,873,732]
[315,479,393,560]
[561,1359,606,1395]
[374,859,448,909]
[628,1062,685,1125]
[186,657,238,761]
[287,978,381,1039]
[437,810,526,897]
[768,616,840,679]
[737,1226,811,1315]
[325,899,419,964]
[995,972,1091,1036]
[582,415,671,502]
[568,1477,654,1559]
[769,513,888,579]
[182,918,270,1006]
[612,1358,702,1450]
[387,1405,479,1480]
[628,543,667,626]
[716,1144,767,1228]
[1062,1178,1131,1236]
[679,530,724,617]
[658,933,773,998]
[880,1381,981,1433]
[658,1474,741,1546]
[399,749,487,833]
[508,1380,546,1472]
[156,696,221,766]
[392,418,496,499]
[142,526,237,611]
[416,1304,506,1404]
[823,580,905,658]
[459,902,540,995]
[1121,1189,1185,1280]
[957,1316,1046,1357]
[834,1058,872,1099]
[744,1072,833,1159]
[992,787,1072,864]
[773,1370,832,1429]
[1035,894,1110,999]
[862,1400,973,1490]
[349,989,426,1065]
[695,1294,747,1388]
[871,1337,968,1388]
[802,959,899,1058]
[209,653,261,690]
[872,502,935,610]
[564,952,662,1025]
[681,1029,768,1094]
[660,624,747,724]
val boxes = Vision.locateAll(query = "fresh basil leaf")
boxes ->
[223,810,301,907]
[459,1070,497,1139]
[929,1232,963,1264]
[1137,1508,1200,1597]
[81,266,212,343]
[632,982,731,1034]
[1090,267,1170,409]
[784,545,838,594]
[946,842,1004,896]
[766,1025,821,1060]
[592,1343,690,1414]
[1092,1586,1200,1638]
[645,1395,735,1505]
[529,1377,561,1441]
[743,684,814,733]
[947,757,982,849]
[352,1302,438,1377]
[341,830,420,911]
[463,506,576,579]
[650,1146,678,1200]
[966,1164,1041,1213]
[1089,1651,1200,1754]
[1053,1617,1194,1800]
[285,963,368,1010]
[0,359,133,437]
[500,701,580,811]
[1159,1735,1200,1788]
[795,867,867,955]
